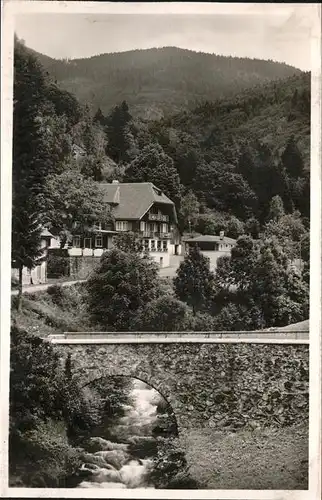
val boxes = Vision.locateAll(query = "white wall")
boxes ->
[169,243,182,255]
[149,251,170,268]
[12,260,47,286]
[201,250,232,271]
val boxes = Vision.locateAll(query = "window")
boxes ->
[162,240,168,252]
[116,221,127,231]
[151,240,156,251]
[157,240,162,251]
[84,238,92,249]
[95,235,103,248]
[144,239,149,250]
[162,223,168,233]
[72,236,80,248]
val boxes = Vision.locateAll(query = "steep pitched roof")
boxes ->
[40,228,54,238]
[99,182,177,221]
[184,234,237,245]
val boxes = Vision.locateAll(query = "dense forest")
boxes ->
[12,35,310,298]
[34,46,302,119]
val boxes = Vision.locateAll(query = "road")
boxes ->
[159,255,183,278]
[11,279,86,296]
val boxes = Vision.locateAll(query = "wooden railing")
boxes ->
[141,231,172,239]
[148,213,169,222]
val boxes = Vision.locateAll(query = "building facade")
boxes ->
[66,181,181,269]
[11,228,60,286]
[183,232,236,270]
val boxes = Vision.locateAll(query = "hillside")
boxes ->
[15,38,310,234]
[35,46,302,119]
[152,71,311,165]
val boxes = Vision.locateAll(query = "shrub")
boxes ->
[10,419,81,487]
[151,437,189,488]
[131,296,190,332]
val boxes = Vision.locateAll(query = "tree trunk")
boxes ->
[60,236,67,250]
[17,264,23,312]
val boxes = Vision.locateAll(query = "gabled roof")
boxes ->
[40,228,54,238]
[184,234,237,245]
[99,182,177,221]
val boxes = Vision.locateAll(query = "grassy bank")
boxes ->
[181,422,308,489]
[11,283,92,337]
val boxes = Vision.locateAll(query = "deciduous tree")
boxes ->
[249,238,309,326]
[267,195,285,222]
[40,170,113,248]
[174,245,215,315]
[113,231,144,254]
[179,190,200,232]
[87,248,161,330]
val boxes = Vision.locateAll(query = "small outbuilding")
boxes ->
[183,232,236,270]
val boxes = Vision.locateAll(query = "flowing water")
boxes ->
[74,379,177,489]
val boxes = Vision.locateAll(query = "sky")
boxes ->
[14,4,316,70]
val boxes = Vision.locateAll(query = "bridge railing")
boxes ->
[46,329,309,343]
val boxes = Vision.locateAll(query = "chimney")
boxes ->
[219,230,224,240]
[112,180,119,184]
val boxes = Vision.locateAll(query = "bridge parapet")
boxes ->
[46,329,309,344]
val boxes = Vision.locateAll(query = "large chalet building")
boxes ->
[67,181,181,269]
[12,181,181,286]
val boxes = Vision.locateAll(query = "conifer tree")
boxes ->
[11,196,44,310]
[12,39,70,306]
[105,100,133,163]
[281,136,304,178]
[125,143,182,207]
[93,107,106,126]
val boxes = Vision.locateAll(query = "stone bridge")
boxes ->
[47,333,309,434]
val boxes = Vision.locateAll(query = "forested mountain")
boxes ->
[156,72,310,164]
[13,37,310,292]
[14,39,310,233]
[34,46,302,119]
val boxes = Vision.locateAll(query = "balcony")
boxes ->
[148,213,169,222]
[141,231,172,239]
[68,248,107,257]
[92,224,115,233]
[150,247,169,253]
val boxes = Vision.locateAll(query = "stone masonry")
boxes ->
[56,342,309,435]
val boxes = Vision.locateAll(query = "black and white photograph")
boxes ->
[1,2,321,498]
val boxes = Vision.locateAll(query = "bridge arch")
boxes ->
[58,341,309,436]
[82,373,179,438]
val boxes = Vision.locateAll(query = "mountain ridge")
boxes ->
[43,46,301,70]
[33,45,302,120]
